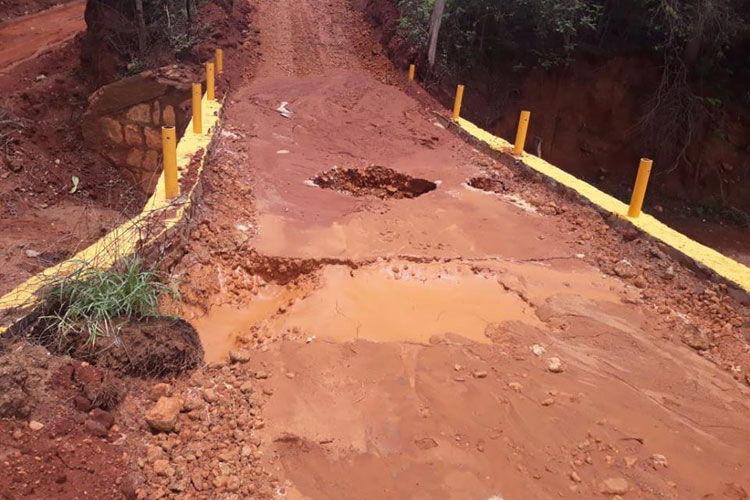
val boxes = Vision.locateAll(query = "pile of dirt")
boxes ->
[17,314,205,378]
[312,165,437,199]
[0,342,139,500]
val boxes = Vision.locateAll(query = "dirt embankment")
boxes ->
[0,36,144,298]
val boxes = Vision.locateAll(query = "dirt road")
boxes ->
[0,0,85,74]
[138,0,750,498]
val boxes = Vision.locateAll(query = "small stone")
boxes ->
[651,453,669,468]
[508,382,523,392]
[152,459,175,477]
[453,364,462,371]
[84,419,109,437]
[182,393,203,411]
[12,429,23,440]
[599,477,628,495]
[202,388,219,403]
[634,274,647,288]
[29,421,44,431]
[226,476,241,492]
[547,357,564,373]
[663,266,676,281]
[25,249,41,258]
[614,260,637,279]
[90,408,115,429]
[240,381,254,394]
[255,371,269,379]
[682,325,710,351]
[150,383,172,401]
[229,350,252,363]
[569,471,582,483]
[73,396,92,412]
[145,397,182,432]
[472,370,488,379]
[530,344,545,356]
[624,456,637,468]
[541,398,555,406]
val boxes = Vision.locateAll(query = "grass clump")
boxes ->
[41,258,177,351]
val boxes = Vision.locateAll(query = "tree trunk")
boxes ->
[134,0,147,55]
[427,0,447,67]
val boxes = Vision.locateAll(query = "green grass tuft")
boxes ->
[41,258,178,351]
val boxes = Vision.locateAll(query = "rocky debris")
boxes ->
[472,370,488,379]
[145,397,183,432]
[614,260,637,279]
[508,382,523,392]
[599,477,629,495]
[139,364,275,500]
[547,357,564,373]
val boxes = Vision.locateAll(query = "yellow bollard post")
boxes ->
[452,84,464,120]
[627,158,653,218]
[408,64,415,82]
[192,83,203,134]
[206,62,215,101]
[514,110,531,155]
[216,48,224,74]
[162,126,179,200]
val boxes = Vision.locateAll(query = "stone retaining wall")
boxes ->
[82,65,202,193]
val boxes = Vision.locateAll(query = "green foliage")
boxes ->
[41,258,178,351]
[396,0,603,71]
[693,198,750,228]
[127,58,146,75]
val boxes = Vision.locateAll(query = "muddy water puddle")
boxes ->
[187,259,626,361]
[188,286,303,362]
[264,263,539,343]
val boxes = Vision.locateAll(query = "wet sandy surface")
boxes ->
[164,0,750,497]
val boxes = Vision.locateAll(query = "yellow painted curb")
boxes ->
[457,117,750,292]
[0,96,222,331]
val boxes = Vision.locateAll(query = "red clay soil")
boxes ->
[0,1,85,69]
[0,29,145,298]
[0,342,139,500]
[0,0,77,23]
[147,0,750,498]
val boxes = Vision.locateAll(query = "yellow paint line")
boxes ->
[0,96,222,329]
[457,117,750,292]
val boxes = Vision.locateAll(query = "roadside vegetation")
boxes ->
[395,0,750,224]
[39,257,177,354]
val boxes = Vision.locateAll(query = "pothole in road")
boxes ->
[310,166,437,199]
